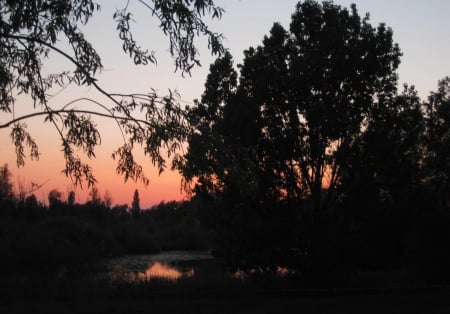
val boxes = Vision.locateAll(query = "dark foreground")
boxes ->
[3,288,450,314]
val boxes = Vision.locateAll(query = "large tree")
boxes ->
[0,0,224,187]
[181,0,404,270]
[185,0,402,211]
[286,0,401,216]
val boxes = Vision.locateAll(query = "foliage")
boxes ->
[131,189,141,219]
[180,0,404,269]
[182,0,403,209]
[180,51,239,197]
[0,163,14,202]
[0,0,225,186]
[0,188,215,276]
[423,77,450,202]
[48,188,63,208]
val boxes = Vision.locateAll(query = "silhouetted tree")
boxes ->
[424,77,450,208]
[280,0,401,222]
[338,84,424,270]
[181,1,403,273]
[67,190,76,207]
[181,51,239,197]
[0,0,225,187]
[131,189,141,219]
[103,190,113,209]
[89,186,101,206]
[0,163,14,202]
[48,189,63,209]
[22,194,44,221]
[110,204,130,222]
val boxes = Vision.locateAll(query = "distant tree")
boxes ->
[89,186,101,205]
[103,190,113,209]
[111,204,130,222]
[0,0,225,187]
[24,194,39,209]
[131,189,141,219]
[0,163,14,202]
[48,189,63,208]
[22,193,44,221]
[67,190,76,207]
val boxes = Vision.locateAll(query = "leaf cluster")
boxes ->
[0,0,224,187]
[115,0,225,75]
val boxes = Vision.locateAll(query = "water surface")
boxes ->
[106,250,214,281]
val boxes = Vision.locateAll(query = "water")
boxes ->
[105,250,216,282]
[104,250,296,283]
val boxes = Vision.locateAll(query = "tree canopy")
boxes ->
[182,0,403,215]
[0,0,225,187]
[178,0,442,272]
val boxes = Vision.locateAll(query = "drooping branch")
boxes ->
[1,0,224,188]
[134,0,225,75]
[0,108,147,129]
[1,33,128,112]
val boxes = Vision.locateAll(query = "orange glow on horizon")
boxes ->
[2,130,185,208]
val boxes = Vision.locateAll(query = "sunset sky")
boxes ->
[1,0,449,208]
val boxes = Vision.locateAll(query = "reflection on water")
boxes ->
[137,262,194,281]
[276,266,291,276]
[105,250,296,283]
[232,266,295,280]
[106,251,212,282]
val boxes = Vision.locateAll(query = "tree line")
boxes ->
[0,170,212,277]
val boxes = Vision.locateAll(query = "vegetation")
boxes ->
[0,0,225,186]
[0,167,211,266]
[178,0,450,286]
[1,1,450,308]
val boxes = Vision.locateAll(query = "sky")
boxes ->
[1,0,449,208]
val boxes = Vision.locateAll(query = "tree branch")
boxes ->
[0,107,152,129]
[1,33,130,116]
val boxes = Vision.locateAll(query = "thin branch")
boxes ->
[137,0,155,13]
[1,33,129,116]
[0,108,152,129]
[62,97,127,143]
[3,33,160,149]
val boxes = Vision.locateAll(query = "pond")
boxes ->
[104,250,296,283]
[105,250,220,282]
